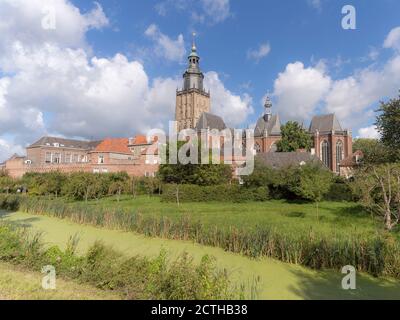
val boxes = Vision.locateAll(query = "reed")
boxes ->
[1,194,399,279]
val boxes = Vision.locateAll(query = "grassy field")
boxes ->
[82,195,383,237]
[0,262,119,300]
[2,210,400,300]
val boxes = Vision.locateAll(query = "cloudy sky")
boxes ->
[0,0,399,162]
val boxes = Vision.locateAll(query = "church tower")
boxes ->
[175,34,210,131]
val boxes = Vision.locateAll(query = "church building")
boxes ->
[175,38,353,174]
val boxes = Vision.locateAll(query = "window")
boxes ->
[65,154,71,163]
[321,140,331,168]
[336,140,344,173]
[45,152,51,164]
[98,155,104,164]
[73,154,78,163]
[254,143,261,154]
[53,153,61,164]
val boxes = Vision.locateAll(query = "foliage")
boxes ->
[2,195,400,279]
[352,164,400,231]
[291,164,334,218]
[161,184,269,203]
[276,121,313,152]
[353,138,392,165]
[376,93,400,161]
[0,222,237,300]
[242,161,340,201]
[158,141,232,186]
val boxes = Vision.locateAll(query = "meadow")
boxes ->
[2,210,400,300]
[3,194,400,280]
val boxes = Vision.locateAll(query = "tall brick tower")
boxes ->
[175,34,210,131]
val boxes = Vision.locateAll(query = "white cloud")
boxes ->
[358,126,380,139]
[145,24,186,62]
[0,0,250,162]
[204,72,253,127]
[307,0,322,11]
[384,26,400,52]
[271,26,400,132]
[325,55,400,127]
[200,0,231,24]
[247,43,271,63]
[0,139,25,161]
[155,0,232,25]
[272,62,331,121]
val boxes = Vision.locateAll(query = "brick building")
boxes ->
[3,38,354,178]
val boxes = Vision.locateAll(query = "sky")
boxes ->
[0,0,400,162]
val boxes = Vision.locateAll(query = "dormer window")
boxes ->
[54,143,60,147]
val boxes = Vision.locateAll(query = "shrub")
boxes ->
[161,184,270,203]
[0,222,239,300]
[3,195,400,280]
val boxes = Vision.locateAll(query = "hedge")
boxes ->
[161,184,270,203]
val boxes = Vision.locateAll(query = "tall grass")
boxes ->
[2,195,400,279]
[0,221,242,300]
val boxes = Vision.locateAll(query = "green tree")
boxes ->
[159,141,232,186]
[351,164,400,231]
[290,164,334,219]
[276,121,312,152]
[376,93,400,161]
[353,138,391,165]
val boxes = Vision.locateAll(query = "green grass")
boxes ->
[0,262,119,300]
[2,210,400,300]
[84,195,381,238]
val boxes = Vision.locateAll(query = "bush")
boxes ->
[0,222,238,300]
[161,184,270,203]
[2,195,400,279]
[324,183,354,202]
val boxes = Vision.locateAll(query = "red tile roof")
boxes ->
[340,150,364,167]
[94,138,131,154]
[130,135,158,146]
[131,135,148,145]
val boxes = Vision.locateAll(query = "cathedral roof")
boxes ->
[254,114,281,137]
[195,112,227,131]
[309,114,343,133]
[256,152,322,169]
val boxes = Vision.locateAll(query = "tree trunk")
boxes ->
[176,185,180,207]
[385,209,392,231]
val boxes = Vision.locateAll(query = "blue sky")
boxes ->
[77,0,400,128]
[0,0,399,161]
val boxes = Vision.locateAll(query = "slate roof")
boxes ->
[256,152,322,169]
[309,114,343,133]
[93,138,131,154]
[28,137,101,150]
[254,114,281,137]
[195,112,227,131]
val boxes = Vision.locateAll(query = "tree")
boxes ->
[352,164,400,231]
[352,138,391,165]
[290,164,334,220]
[376,93,400,161]
[158,141,232,186]
[276,121,312,152]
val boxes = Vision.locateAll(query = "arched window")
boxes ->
[336,140,344,173]
[270,143,277,153]
[321,140,331,168]
[254,143,261,154]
